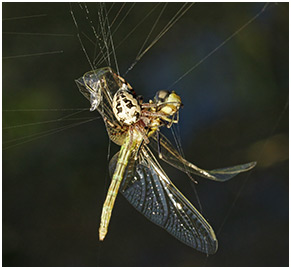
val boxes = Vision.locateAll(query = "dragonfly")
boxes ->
[75,67,256,255]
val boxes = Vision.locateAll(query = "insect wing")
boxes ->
[109,146,218,254]
[76,67,128,145]
[149,133,256,182]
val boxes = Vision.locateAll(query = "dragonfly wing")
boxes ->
[109,146,218,254]
[200,162,256,181]
[149,133,256,182]
[76,67,128,145]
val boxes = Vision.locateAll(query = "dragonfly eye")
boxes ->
[154,90,182,116]
[154,90,170,103]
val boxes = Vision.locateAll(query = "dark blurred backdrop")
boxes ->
[3,2,288,266]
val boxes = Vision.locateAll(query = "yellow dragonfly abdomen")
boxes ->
[99,128,143,240]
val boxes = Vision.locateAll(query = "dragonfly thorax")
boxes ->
[112,86,141,125]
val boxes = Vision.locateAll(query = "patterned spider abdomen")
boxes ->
[112,85,141,125]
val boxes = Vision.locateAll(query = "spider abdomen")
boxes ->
[112,87,141,125]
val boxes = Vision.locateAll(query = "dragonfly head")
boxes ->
[154,90,182,117]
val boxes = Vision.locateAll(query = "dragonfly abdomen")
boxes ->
[99,171,123,241]
[99,131,143,241]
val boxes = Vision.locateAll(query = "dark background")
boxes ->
[3,2,288,266]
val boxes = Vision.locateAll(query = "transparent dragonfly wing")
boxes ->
[149,133,256,182]
[75,67,128,145]
[109,146,218,254]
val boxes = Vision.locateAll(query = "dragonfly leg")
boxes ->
[103,116,115,128]
[156,131,163,159]
[134,124,149,144]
